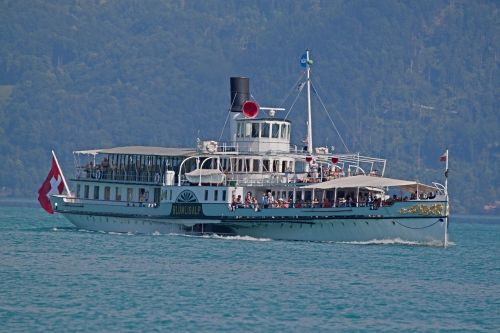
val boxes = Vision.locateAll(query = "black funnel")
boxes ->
[230,77,249,112]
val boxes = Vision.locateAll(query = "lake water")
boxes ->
[0,205,499,332]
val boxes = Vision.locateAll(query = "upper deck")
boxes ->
[72,146,196,184]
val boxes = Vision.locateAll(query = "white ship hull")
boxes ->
[63,214,196,234]
[223,218,447,244]
[54,195,448,245]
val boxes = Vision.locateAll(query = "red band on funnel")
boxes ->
[242,101,259,119]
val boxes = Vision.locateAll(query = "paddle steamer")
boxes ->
[50,51,450,245]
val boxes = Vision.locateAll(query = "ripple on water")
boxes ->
[0,207,499,332]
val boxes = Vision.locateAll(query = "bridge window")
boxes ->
[251,123,260,138]
[261,123,270,138]
[221,158,228,171]
[236,123,242,138]
[245,123,252,137]
[272,123,279,138]
[280,124,287,139]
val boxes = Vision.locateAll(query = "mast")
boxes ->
[306,50,313,154]
[52,150,71,196]
[444,148,449,194]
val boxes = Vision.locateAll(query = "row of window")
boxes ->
[101,154,184,170]
[217,158,294,173]
[204,189,227,202]
[236,121,290,140]
[161,189,228,202]
[76,184,154,203]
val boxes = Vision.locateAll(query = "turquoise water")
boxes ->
[0,205,499,332]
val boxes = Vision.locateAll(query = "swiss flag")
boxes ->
[440,151,448,162]
[38,156,65,214]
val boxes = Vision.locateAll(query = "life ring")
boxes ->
[95,170,101,179]
[206,141,217,153]
[154,173,160,183]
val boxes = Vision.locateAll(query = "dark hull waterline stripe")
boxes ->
[56,209,446,223]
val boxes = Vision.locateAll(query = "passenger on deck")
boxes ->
[251,196,259,210]
[236,195,244,208]
[322,198,328,208]
[268,192,275,208]
[230,195,237,211]
[85,161,94,178]
[261,192,269,209]
[245,192,252,208]
[312,198,319,208]
[101,158,109,179]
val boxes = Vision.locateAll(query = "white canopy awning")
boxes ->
[74,146,195,157]
[303,175,437,193]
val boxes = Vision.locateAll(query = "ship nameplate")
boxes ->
[171,190,204,217]
[171,203,204,217]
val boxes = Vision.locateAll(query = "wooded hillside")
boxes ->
[0,0,498,214]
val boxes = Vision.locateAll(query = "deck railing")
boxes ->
[75,167,167,184]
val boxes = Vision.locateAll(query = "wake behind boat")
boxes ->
[41,51,450,246]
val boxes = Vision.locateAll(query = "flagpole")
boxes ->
[445,148,449,194]
[306,50,313,154]
[52,150,71,196]
[444,148,449,248]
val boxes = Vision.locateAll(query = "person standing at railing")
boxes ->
[84,161,93,178]
[261,192,269,209]
[101,158,109,179]
[245,192,252,208]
